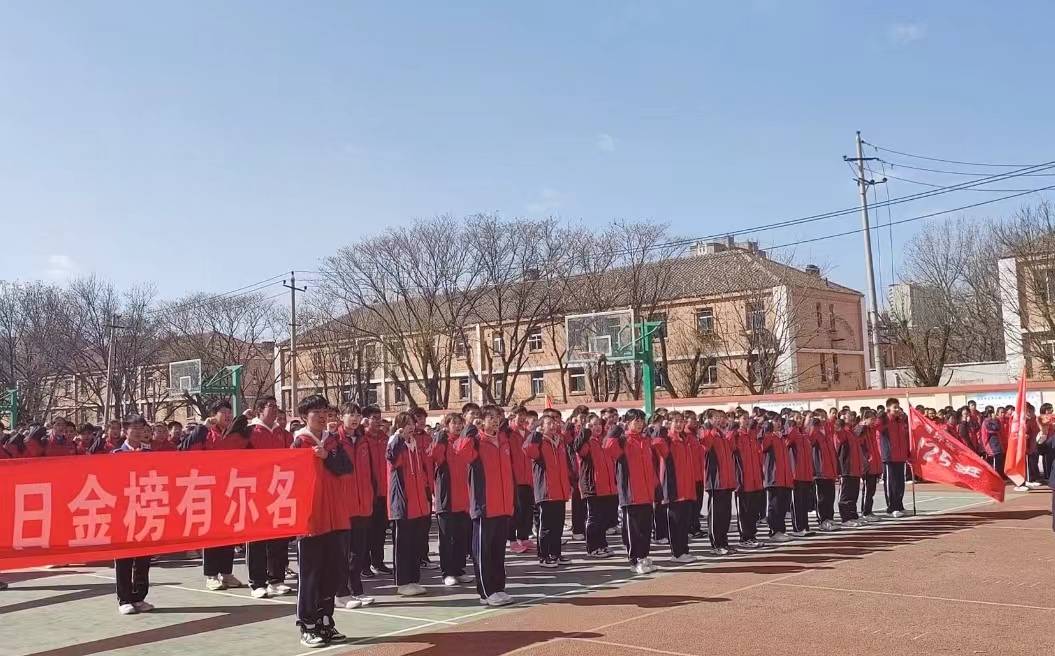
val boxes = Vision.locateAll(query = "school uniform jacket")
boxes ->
[507,426,533,488]
[292,427,353,536]
[602,425,658,507]
[785,426,814,483]
[730,427,764,493]
[386,434,430,521]
[761,430,794,489]
[411,428,435,493]
[981,418,1003,457]
[248,419,289,450]
[864,425,883,477]
[431,429,471,514]
[573,427,617,498]
[809,426,838,480]
[878,412,910,464]
[43,436,78,457]
[686,428,707,488]
[365,428,389,500]
[523,429,573,503]
[835,426,868,477]
[698,427,737,491]
[651,427,697,504]
[337,425,374,519]
[455,424,515,519]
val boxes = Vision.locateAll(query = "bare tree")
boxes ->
[0,282,69,424]
[297,303,381,406]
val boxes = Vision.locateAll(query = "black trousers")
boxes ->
[692,482,706,533]
[736,489,764,541]
[621,503,653,563]
[839,476,861,521]
[368,496,388,570]
[337,517,369,597]
[1027,452,1043,483]
[394,517,427,586]
[1042,444,1055,481]
[537,500,566,560]
[766,487,791,535]
[883,462,906,512]
[296,531,343,628]
[509,485,534,541]
[202,545,234,577]
[473,515,508,599]
[814,479,836,522]
[437,511,470,578]
[115,556,151,605]
[652,498,669,540]
[990,453,1006,479]
[861,474,879,516]
[571,488,586,535]
[247,538,288,589]
[666,500,692,557]
[585,495,618,552]
[791,481,813,532]
[420,494,433,561]
[707,489,732,548]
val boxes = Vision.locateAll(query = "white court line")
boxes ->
[572,637,698,656]
[767,582,1055,612]
[975,525,1051,531]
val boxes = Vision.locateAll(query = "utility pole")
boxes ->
[845,131,888,389]
[283,272,307,409]
[102,314,127,425]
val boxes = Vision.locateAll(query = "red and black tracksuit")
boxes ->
[507,426,535,543]
[809,425,839,524]
[364,429,390,572]
[454,424,515,600]
[761,429,794,536]
[982,417,1005,473]
[687,428,707,535]
[835,426,868,521]
[387,433,430,587]
[335,424,375,599]
[878,412,910,514]
[524,428,573,562]
[862,425,882,517]
[574,426,618,554]
[431,429,472,580]
[731,427,765,542]
[603,426,658,565]
[112,443,152,608]
[699,427,736,549]
[786,426,814,533]
[245,419,295,593]
[410,428,435,564]
[651,428,698,557]
[565,422,587,538]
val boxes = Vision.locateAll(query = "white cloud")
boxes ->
[44,254,78,280]
[596,133,617,153]
[889,22,927,45]
[526,188,564,215]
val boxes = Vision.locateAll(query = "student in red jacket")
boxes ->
[785,415,815,537]
[387,411,431,597]
[44,418,80,456]
[506,408,536,554]
[807,414,839,532]
[431,412,474,587]
[699,417,737,555]
[362,405,392,577]
[877,398,910,517]
[684,410,706,538]
[604,409,659,574]
[860,410,882,523]
[332,402,377,609]
[112,415,156,616]
[761,417,794,543]
[835,417,869,527]
[651,412,697,563]
[574,413,618,558]
[524,413,572,568]
[454,404,516,607]
[730,415,765,548]
[410,407,438,570]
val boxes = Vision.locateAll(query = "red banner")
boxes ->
[1004,371,1028,486]
[909,406,1005,502]
[0,449,317,570]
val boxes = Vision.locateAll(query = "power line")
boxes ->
[862,140,1037,168]
[877,170,1035,193]
[145,275,286,316]
[878,158,1055,177]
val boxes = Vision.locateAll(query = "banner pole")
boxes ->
[906,392,917,516]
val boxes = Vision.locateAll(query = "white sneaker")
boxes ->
[132,601,154,613]
[266,583,292,596]
[118,603,138,615]
[250,587,269,599]
[486,592,513,607]
[606,527,618,536]
[572,533,585,541]
[632,562,650,575]
[496,591,514,603]
[864,513,881,522]
[205,575,226,591]
[443,576,458,586]
[456,574,475,584]
[673,554,696,564]
[1026,481,1041,488]
[397,584,426,597]
[769,532,792,543]
[1014,485,1029,492]
[654,538,669,545]
[221,574,244,588]
[788,530,807,538]
[354,594,375,607]
[646,561,660,573]
[890,511,905,519]
[642,557,654,567]
[335,595,362,609]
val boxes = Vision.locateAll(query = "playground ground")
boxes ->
[3,484,1051,656]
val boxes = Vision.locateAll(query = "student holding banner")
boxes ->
[113,415,155,615]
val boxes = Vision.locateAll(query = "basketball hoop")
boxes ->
[580,352,606,368]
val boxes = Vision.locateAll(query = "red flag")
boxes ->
[909,406,1005,502]
[1004,370,1028,486]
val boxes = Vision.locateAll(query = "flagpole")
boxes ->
[906,392,917,516]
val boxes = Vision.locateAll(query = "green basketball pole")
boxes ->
[635,320,663,418]
[0,388,18,429]
[200,365,245,415]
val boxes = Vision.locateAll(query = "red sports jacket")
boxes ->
[386,434,430,521]
[524,429,573,503]
[730,428,764,493]
[431,429,471,514]
[574,427,617,498]
[785,426,814,483]
[454,426,515,519]
[337,425,374,519]
[651,428,697,504]
[603,426,658,507]
[699,427,737,491]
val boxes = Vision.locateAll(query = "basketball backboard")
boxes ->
[168,359,202,395]
[565,309,636,365]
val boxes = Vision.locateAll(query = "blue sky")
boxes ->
[2,2,1053,304]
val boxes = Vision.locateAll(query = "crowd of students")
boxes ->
[1,394,1052,648]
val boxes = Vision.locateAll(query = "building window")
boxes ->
[832,354,840,382]
[491,332,505,355]
[366,383,380,406]
[1037,269,1055,305]
[828,303,836,331]
[569,367,586,394]
[492,374,505,400]
[394,385,406,405]
[453,332,467,358]
[702,357,718,386]
[695,307,715,335]
[458,377,470,400]
[310,350,325,372]
[820,355,828,383]
[531,371,545,396]
[745,302,765,332]
[648,312,668,340]
[528,329,543,352]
